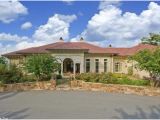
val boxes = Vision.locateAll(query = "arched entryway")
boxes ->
[63,58,74,74]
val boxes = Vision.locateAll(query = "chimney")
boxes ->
[80,37,84,42]
[108,44,112,47]
[59,37,64,42]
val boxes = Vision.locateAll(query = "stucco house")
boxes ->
[2,38,156,78]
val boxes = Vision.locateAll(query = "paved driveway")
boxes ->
[0,90,160,119]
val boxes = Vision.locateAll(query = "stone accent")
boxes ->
[70,80,160,96]
[0,80,56,92]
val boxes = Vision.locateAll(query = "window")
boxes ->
[95,59,99,73]
[104,59,107,72]
[114,62,122,72]
[86,59,90,72]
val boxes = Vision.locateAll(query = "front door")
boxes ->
[63,58,74,74]
[76,63,80,73]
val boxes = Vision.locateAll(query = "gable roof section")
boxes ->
[2,42,157,57]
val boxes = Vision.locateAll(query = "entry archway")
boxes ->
[63,58,74,74]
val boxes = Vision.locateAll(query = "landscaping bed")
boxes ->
[73,73,160,96]
[70,80,160,96]
[0,80,56,92]
[75,73,150,86]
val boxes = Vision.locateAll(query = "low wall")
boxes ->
[70,80,160,96]
[0,80,56,92]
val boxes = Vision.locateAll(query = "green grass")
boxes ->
[115,78,150,86]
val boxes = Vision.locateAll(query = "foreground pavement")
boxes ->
[0,90,160,119]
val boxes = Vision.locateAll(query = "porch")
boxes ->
[57,58,83,77]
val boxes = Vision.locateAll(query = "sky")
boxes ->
[0,1,160,54]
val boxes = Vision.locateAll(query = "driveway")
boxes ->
[0,90,160,119]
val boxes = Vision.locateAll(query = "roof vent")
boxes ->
[80,37,84,42]
[59,37,64,42]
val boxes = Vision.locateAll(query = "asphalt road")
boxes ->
[0,90,160,119]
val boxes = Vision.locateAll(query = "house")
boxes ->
[2,38,156,78]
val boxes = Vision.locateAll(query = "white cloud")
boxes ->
[0,1,28,23]
[21,22,32,30]
[0,33,30,42]
[73,2,160,47]
[0,14,77,54]
[99,0,120,10]
[0,33,33,54]
[33,14,77,42]
[3,2,160,55]
[62,0,74,5]
[0,33,44,54]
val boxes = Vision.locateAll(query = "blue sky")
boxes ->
[0,1,160,54]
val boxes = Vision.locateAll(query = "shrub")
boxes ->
[99,72,118,84]
[75,73,150,86]
[24,54,60,81]
[76,72,118,84]
[0,64,37,84]
[116,78,150,86]
[128,66,133,76]
[56,74,62,79]
[0,56,7,65]
[0,64,23,84]
[20,75,36,83]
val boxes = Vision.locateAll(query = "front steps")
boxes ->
[56,78,71,90]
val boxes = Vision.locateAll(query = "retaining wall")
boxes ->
[70,80,160,96]
[0,80,56,92]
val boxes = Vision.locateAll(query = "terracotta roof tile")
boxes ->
[105,43,157,56]
[2,42,157,57]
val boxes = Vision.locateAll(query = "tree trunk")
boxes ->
[36,75,40,89]
[149,72,155,87]
[149,73,160,87]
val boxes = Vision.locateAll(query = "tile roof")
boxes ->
[2,41,157,57]
[107,43,157,56]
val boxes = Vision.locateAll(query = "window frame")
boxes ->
[114,62,122,72]
[95,59,99,73]
[85,59,90,73]
[104,59,108,72]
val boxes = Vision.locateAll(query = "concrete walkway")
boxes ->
[0,90,160,119]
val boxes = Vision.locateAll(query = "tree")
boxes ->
[0,56,7,65]
[131,48,160,87]
[141,33,160,45]
[24,54,60,81]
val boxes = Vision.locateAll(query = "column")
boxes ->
[111,55,114,73]
[73,62,76,78]
[61,62,63,76]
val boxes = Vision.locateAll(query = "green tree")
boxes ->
[141,33,160,45]
[131,48,160,87]
[24,54,60,81]
[0,56,7,64]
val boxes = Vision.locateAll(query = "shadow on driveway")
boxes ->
[0,108,29,119]
[0,92,19,101]
[114,105,160,119]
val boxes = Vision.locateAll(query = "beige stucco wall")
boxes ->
[10,57,24,65]
[7,53,150,79]
[85,54,112,73]
[113,57,131,74]
[113,57,150,78]
[132,61,150,79]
